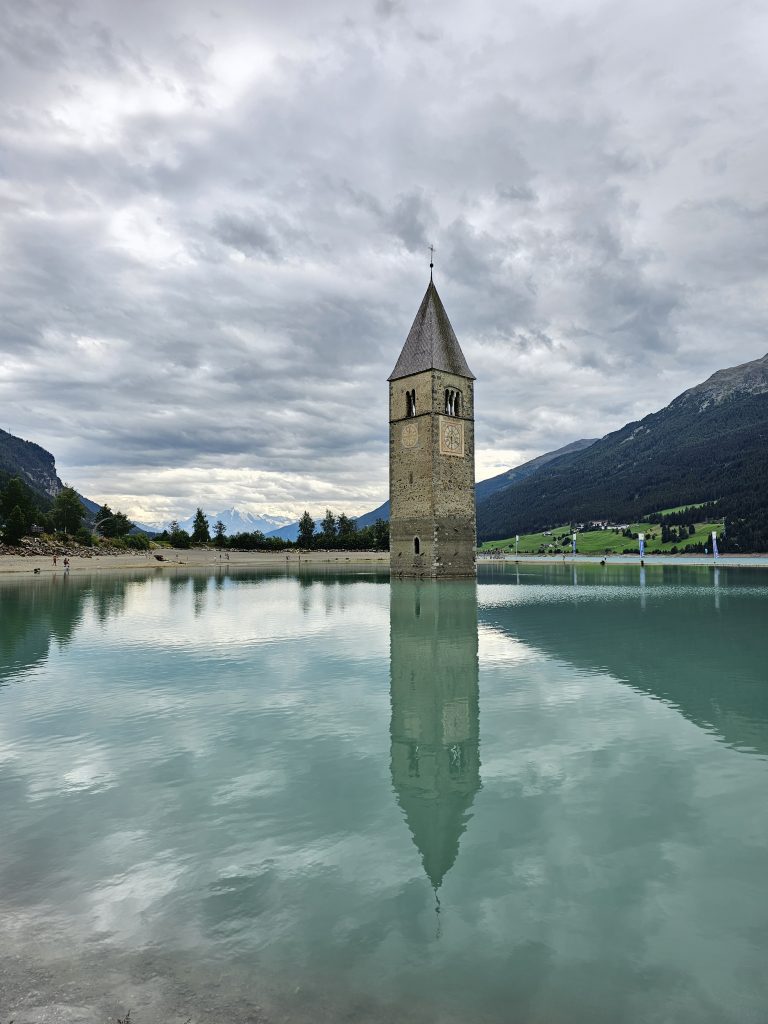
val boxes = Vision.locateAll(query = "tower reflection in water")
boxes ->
[389,580,481,898]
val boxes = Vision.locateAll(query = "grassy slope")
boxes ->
[656,501,710,515]
[481,521,724,554]
[476,392,768,540]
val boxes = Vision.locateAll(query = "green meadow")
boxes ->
[655,501,710,515]
[481,521,724,555]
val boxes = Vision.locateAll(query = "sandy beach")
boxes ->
[3,549,768,575]
[0,548,390,575]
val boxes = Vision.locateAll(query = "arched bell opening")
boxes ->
[444,388,462,416]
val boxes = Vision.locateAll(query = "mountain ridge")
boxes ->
[475,439,597,503]
[0,428,63,499]
[476,351,768,551]
[673,352,768,411]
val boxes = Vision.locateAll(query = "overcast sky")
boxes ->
[1,0,766,523]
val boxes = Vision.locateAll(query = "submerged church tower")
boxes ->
[390,580,481,892]
[389,276,476,577]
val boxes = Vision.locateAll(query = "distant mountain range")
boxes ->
[153,507,293,537]
[476,352,768,551]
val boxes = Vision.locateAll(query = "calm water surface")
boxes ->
[1,563,767,1023]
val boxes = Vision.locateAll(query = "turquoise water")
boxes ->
[1,563,767,1023]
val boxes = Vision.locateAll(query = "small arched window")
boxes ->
[406,389,416,417]
[413,536,420,555]
[444,388,462,416]
[408,742,420,777]
[448,742,466,777]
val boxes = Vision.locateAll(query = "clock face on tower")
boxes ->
[439,418,464,457]
[401,422,418,448]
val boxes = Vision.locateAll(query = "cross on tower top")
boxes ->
[429,244,435,280]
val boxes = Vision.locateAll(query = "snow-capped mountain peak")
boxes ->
[154,507,293,536]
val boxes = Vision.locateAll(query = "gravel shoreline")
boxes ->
[0,548,390,575]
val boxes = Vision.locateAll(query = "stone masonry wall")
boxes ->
[390,370,476,577]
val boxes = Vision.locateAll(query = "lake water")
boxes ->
[1,563,767,1024]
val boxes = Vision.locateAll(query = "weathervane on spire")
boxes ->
[429,244,435,281]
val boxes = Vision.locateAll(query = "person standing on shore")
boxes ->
[52,554,57,567]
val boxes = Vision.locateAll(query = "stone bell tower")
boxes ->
[389,275,476,577]
[389,580,480,891]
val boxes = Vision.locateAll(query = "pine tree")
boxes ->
[169,524,191,548]
[95,503,115,536]
[0,476,35,530]
[298,511,315,549]
[319,509,337,548]
[337,513,356,549]
[192,507,211,543]
[213,520,227,548]
[111,511,133,537]
[51,487,85,535]
[372,518,390,550]
[4,504,28,544]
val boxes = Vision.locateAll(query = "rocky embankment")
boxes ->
[0,538,141,558]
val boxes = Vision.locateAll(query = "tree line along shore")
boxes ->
[0,475,389,555]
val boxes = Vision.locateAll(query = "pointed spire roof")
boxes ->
[389,280,475,381]
[397,783,478,890]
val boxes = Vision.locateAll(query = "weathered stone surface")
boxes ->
[389,284,476,578]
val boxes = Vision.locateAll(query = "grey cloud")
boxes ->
[0,0,765,519]
[668,197,768,283]
[496,183,536,203]
[212,212,282,259]
[0,2,65,73]
[374,0,403,19]
[386,190,436,253]
[511,328,555,354]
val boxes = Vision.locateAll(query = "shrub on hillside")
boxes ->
[126,533,150,550]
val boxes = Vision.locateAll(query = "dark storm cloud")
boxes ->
[387,190,436,252]
[0,0,765,519]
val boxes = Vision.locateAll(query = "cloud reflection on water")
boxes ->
[0,565,766,1023]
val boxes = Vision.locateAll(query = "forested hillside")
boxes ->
[475,438,596,503]
[477,354,768,552]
